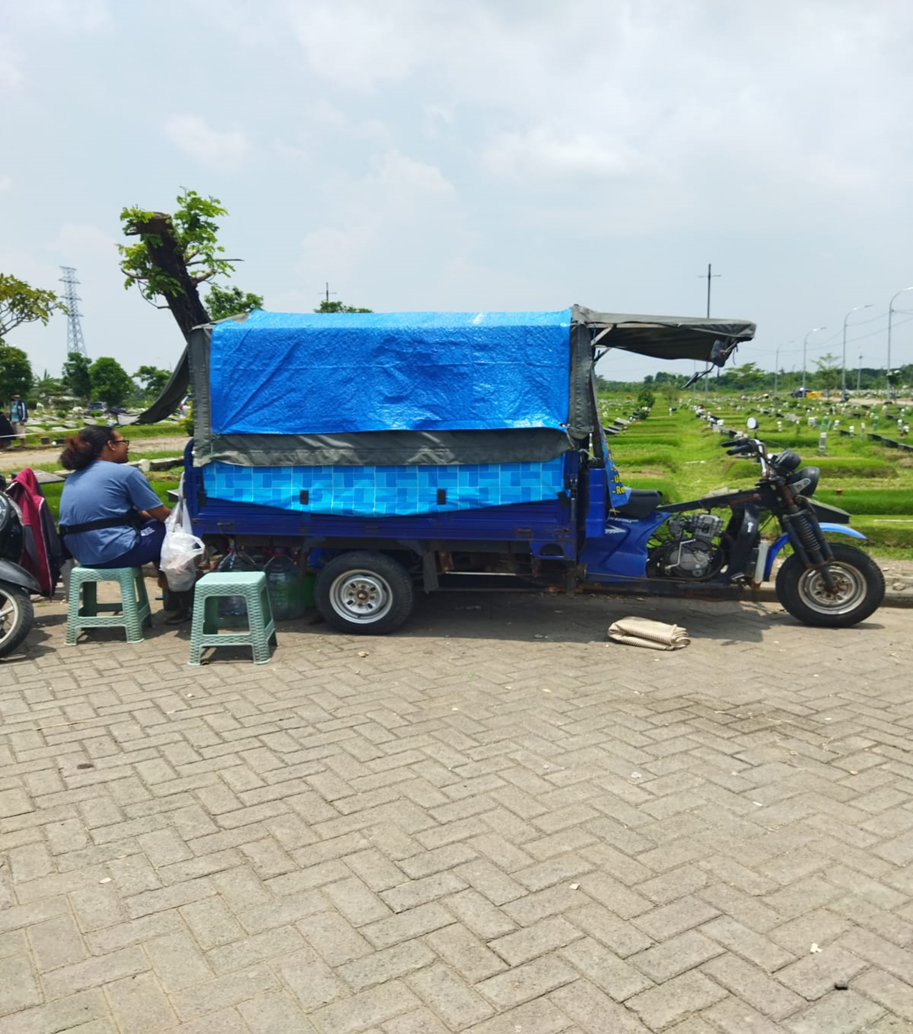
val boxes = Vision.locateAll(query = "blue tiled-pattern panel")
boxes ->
[203,458,566,516]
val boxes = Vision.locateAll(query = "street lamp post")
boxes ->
[803,327,827,393]
[842,305,873,398]
[774,341,793,396]
[887,286,913,401]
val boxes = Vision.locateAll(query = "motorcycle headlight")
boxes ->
[788,465,820,497]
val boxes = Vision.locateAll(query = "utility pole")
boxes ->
[324,282,337,305]
[857,354,863,392]
[774,342,793,397]
[701,263,721,318]
[696,264,720,396]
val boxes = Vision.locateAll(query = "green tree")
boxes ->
[814,353,841,396]
[0,273,66,343]
[118,189,234,340]
[731,362,763,391]
[62,352,92,402]
[205,284,264,321]
[34,371,64,405]
[133,365,172,398]
[0,344,34,402]
[89,357,134,407]
[314,300,373,313]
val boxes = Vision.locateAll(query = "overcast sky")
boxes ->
[3,0,913,388]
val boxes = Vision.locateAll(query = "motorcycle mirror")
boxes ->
[746,417,759,431]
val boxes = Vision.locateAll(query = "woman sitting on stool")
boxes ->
[58,427,190,624]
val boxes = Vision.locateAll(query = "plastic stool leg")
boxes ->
[135,571,153,630]
[123,609,144,643]
[188,593,206,666]
[252,633,272,665]
[65,576,82,646]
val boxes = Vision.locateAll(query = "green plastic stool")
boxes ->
[65,566,152,645]
[188,571,276,666]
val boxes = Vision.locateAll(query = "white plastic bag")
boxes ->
[159,479,204,591]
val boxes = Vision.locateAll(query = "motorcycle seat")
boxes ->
[613,489,663,519]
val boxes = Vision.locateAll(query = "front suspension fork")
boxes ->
[781,502,838,593]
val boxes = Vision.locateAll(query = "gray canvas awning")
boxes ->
[572,305,755,365]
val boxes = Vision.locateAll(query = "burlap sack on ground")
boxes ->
[607,617,691,650]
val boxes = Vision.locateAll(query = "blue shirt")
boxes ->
[59,462,162,565]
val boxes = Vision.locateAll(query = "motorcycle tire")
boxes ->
[775,542,885,628]
[314,551,414,636]
[0,582,34,658]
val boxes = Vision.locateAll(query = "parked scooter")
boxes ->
[633,417,885,627]
[0,483,40,658]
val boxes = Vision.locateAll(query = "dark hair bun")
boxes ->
[59,426,114,471]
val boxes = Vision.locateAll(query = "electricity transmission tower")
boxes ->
[58,266,88,357]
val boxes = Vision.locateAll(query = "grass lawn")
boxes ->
[601,394,913,560]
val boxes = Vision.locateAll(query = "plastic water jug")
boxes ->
[217,543,258,618]
[264,548,305,621]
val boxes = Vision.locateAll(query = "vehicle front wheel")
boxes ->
[314,551,415,635]
[0,582,34,658]
[775,542,885,628]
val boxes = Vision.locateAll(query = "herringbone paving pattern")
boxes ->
[1,587,912,1032]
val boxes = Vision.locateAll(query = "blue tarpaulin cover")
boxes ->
[209,309,573,435]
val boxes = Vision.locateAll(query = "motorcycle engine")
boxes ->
[648,512,724,579]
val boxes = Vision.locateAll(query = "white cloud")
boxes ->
[0,175,12,192]
[297,150,457,279]
[0,35,24,93]
[422,104,454,138]
[295,149,470,308]
[284,0,435,92]
[13,0,111,31]
[483,127,649,181]
[371,150,455,199]
[299,226,371,287]
[46,223,116,259]
[163,114,250,169]
[278,0,912,215]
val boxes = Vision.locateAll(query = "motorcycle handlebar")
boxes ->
[716,434,772,475]
[724,440,756,454]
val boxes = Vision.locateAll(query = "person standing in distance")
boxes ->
[9,394,28,443]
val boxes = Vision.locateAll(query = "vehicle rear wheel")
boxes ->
[775,542,885,628]
[0,582,33,658]
[314,551,415,635]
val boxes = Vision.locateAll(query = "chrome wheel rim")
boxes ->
[329,571,393,624]
[798,562,867,616]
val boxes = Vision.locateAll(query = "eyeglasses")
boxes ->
[110,438,129,446]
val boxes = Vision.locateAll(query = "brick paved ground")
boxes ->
[1,586,912,1033]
